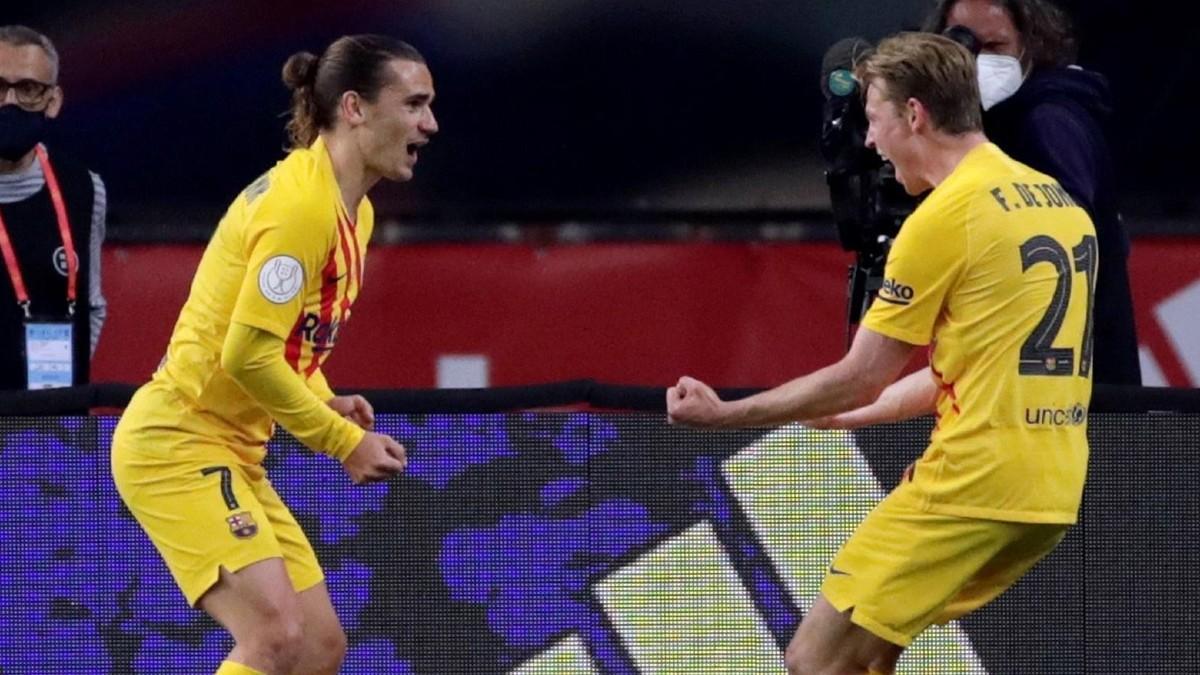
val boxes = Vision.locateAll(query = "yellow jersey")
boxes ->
[121,137,371,463]
[863,142,1095,524]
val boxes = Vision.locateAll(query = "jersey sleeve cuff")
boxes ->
[860,317,930,347]
[326,420,366,463]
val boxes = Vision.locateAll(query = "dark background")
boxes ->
[5,1,1197,233]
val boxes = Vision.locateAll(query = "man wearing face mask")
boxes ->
[0,25,106,390]
[925,0,1141,386]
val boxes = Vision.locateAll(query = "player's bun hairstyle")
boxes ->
[282,34,426,149]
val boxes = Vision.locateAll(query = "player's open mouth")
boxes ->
[407,144,419,160]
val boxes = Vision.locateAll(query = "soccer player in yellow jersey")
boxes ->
[111,35,437,675]
[668,33,1094,674]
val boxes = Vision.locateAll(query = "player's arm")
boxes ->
[802,366,938,430]
[786,192,966,430]
[669,192,965,430]
[222,323,363,458]
[668,326,917,428]
[226,205,399,482]
[224,211,362,458]
[306,367,336,401]
[222,324,399,483]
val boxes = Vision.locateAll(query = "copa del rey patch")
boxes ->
[258,255,303,304]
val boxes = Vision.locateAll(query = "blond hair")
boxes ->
[855,32,982,135]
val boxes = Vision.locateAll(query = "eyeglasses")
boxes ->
[0,78,55,109]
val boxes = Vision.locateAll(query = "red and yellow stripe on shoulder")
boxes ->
[284,208,363,374]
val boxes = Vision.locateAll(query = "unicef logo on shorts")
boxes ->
[258,255,304,304]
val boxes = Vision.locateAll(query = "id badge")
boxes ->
[24,321,74,390]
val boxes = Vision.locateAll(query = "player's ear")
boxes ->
[906,97,926,132]
[339,90,367,126]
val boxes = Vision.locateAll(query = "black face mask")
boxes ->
[0,105,48,162]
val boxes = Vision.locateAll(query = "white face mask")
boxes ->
[976,53,1025,110]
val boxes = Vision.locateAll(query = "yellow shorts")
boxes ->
[111,423,323,607]
[820,480,1067,647]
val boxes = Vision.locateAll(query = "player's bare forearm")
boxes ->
[809,367,937,429]
[888,367,939,420]
[667,327,917,430]
[722,361,883,428]
[730,328,917,427]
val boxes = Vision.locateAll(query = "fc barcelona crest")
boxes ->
[226,512,259,539]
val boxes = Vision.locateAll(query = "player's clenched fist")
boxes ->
[343,431,407,484]
[666,376,727,428]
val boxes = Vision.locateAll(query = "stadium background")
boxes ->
[6,1,1197,232]
[2,1,1199,673]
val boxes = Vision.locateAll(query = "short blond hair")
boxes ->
[855,32,981,135]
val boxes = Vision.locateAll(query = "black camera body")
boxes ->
[819,38,917,331]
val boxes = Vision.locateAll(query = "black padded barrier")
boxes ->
[2,381,1196,416]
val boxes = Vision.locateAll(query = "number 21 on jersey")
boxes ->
[1018,234,1097,378]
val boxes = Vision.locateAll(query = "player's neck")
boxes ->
[323,132,379,219]
[923,131,988,189]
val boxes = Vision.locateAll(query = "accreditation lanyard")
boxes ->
[0,144,78,319]
[0,146,78,389]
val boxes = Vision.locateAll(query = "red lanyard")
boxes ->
[0,145,77,318]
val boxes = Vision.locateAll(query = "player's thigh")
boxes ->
[819,482,1030,647]
[113,438,288,606]
[789,594,903,673]
[199,557,302,642]
[246,479,341,673]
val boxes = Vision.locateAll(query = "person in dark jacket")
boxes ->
[0,25,107,390]
[925,0,1142,385]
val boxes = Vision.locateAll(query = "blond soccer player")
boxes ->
[668,33,1095,675]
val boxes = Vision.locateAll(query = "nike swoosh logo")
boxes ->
[326,273,348,284]
[829,566,851,576]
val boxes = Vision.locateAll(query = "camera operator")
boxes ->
[926,0,1141,385]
